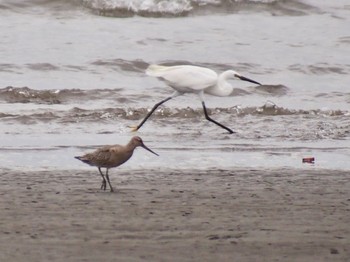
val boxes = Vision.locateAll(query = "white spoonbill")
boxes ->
[132,64,261,134]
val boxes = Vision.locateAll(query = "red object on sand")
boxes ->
[302,157,315,163]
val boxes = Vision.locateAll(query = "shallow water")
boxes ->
[0,0,349,171]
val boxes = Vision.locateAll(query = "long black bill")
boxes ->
[237,75,261,86]
[141,143,159,156]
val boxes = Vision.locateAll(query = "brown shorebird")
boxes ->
[75,136,158,192]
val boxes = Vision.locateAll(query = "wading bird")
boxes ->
[75,136,158,192]
[132,64,261,134]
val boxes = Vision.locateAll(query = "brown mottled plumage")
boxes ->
[75,136,158,192]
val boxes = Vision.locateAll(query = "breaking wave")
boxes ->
[1,0,317,17]
[1,87,349,141]
[1,86,349,142]
[0,86,288,104]
[0,86,125,104]
[1,103,348,124]
[80,0,316,17]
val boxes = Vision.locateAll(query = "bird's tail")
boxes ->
[75,156,90,165]
[145,64,169,77]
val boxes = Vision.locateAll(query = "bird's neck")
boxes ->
[205,72,233,97]
[126,142,137,153]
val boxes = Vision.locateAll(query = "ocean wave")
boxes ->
[1,0,322,18]
[1,95,348,140]
[0,86,62,104]
[1,103,348,124]
[0,85,288,104]
[81,0,315,17]
[0,86,125,104]
[289,63,350,75]
[1,0,316,17]
[0,0,82,13]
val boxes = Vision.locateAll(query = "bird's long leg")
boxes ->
[98,167,107,190]
[105,169,114,192]
[202,101,235,134]
[199,92,235,134]
[133,91,182,131]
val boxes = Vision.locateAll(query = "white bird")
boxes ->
[132,64,261,134]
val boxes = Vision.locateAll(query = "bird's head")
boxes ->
[131,136,159,156]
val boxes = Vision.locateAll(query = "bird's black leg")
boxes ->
[202,101,235,134]
[105,169,114,192]
[134,96,173,131]
[98,167,107,190]
[134,91,182,131]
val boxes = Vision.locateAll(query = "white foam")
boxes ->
[83,0,193,15]
[82,0,278,15]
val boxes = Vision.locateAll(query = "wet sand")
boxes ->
[0,168,349,261]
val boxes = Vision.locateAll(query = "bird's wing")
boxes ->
[94,146,114,164]
[78,146,113,166]
[146,65,218,91]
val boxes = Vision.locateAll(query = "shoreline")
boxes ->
[0,168,349,261]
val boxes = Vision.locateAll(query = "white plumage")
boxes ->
[132,64,261,134]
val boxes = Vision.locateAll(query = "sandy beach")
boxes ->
[0,168,349,261]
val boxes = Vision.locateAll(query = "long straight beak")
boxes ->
[237,75,261,86]
[141,143,159,156]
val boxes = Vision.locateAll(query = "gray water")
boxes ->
[0,0,349,171]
